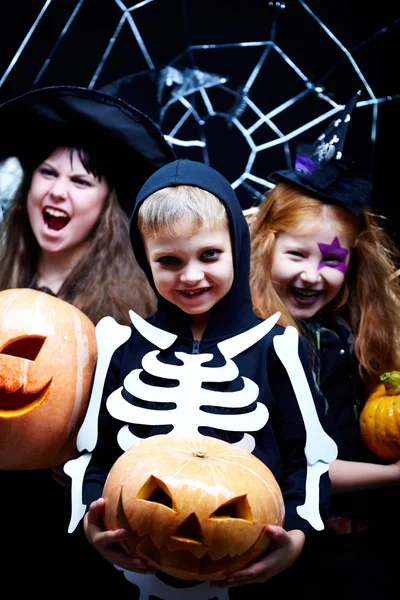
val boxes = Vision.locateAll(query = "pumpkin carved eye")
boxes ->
[209,495,253,522]
[137,475,175,510]
[1,336,46,361]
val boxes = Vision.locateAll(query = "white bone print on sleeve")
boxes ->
[273,326,338,530]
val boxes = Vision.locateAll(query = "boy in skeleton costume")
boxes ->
[76,159,336,598]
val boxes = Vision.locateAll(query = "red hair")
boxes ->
[249,182,400,390]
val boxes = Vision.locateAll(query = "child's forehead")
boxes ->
[290,213,342,237]
[153,218,229,239]
[143,223,232,256]
[290,222,322,237]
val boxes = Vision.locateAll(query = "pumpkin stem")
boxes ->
[194,451,206,459]
[380,371,400,395]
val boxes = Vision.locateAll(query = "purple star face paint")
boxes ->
[317,236,349,274]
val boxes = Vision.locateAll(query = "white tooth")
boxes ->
[45,207,68,218]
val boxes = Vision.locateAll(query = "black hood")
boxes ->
[129,159,258,338]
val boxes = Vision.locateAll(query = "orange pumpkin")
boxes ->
[359,371,400,460]
[103,433,285,581]
[0,288,97,470]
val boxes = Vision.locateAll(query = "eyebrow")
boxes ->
[150,241,224,253]
[39,159,92,176]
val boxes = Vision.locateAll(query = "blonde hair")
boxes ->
[250,181,400,389]
[137,185,229,239]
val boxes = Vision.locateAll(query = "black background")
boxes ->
[0,0,398,244]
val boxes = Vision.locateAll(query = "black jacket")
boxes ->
[300,313,400,530]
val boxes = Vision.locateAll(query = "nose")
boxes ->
[180,262,204,285]
[49,177,68,200]
[300,263,322,284]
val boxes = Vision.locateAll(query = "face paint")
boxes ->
[317,237,349,274]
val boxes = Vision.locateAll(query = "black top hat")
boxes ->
[0,85,176,213]
[268,91,372,216]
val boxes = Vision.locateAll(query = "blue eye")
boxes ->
[202,249,221,260]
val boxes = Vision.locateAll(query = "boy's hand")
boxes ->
[210,525,305,588]
[83,498,156,574]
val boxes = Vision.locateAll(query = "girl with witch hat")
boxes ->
[0,85,175,594]
[0,85,176,324]
[248,92,400,599]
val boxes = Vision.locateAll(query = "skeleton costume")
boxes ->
[71,159,335,599]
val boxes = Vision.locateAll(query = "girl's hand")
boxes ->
[210,526,305,588]
[83,498,156,574]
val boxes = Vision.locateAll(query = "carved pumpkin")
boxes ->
[103,433,285,581]
[359,371,400,460]
[0,288,97,470]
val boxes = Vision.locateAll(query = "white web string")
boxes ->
[33,0,86,85]
[0,0,53,88]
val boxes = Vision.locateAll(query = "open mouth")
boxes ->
[43,207,70,231]
[0,379,52,417]
[178,288,211,297]
[290,286,322,305]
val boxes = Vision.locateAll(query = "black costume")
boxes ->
[293,312,400,600]
[80,159,333,599]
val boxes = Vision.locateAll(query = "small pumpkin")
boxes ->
[0,288,97,470]
[359,371,400,460]
[102,433,285,581]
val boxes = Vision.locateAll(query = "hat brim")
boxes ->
[268,168,339,204]
[0,85,176,212]
[268,165,371,216]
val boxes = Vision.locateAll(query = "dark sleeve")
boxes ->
[268,336,332,542]
[301,334,339,444]
[82,344,126,509]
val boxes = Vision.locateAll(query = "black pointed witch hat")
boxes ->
[268,91,372,215]
[0,85,176,213]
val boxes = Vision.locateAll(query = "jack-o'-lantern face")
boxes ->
[103,434,285,581]
[0,288,97,470]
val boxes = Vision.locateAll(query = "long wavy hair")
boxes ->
[250,182,400,390]
[0,146,156,325]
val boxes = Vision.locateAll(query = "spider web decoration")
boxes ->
[0,0,398,223]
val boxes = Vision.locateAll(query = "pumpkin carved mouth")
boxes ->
[0,379,52,416]
[0,335,52,417]
[135,526,268,576]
